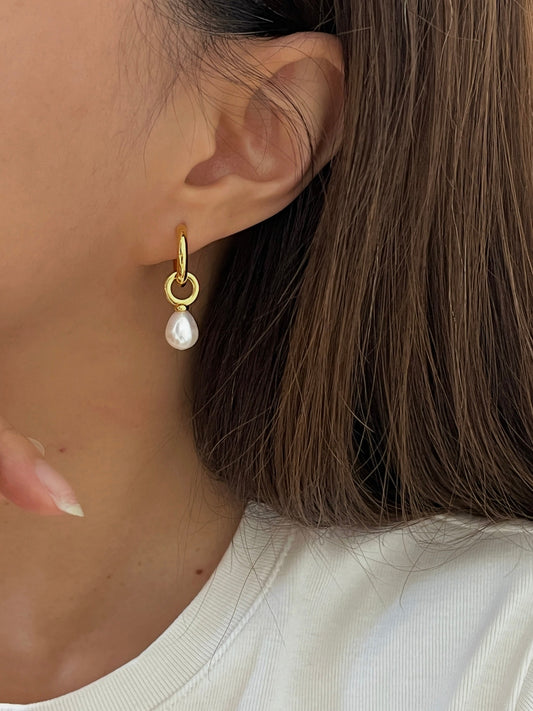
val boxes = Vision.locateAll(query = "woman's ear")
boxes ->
[135,32,344,264]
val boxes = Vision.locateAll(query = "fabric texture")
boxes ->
[2,501,533,711]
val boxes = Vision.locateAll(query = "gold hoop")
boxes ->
[175,224,188,285]
[164,271,199,310]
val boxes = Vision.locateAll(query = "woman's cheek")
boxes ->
[0,0,145,326]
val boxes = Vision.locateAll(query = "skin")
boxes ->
[0,0,344,703]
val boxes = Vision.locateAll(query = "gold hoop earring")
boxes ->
[164,224,200,350]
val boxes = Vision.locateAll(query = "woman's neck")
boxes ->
[0,242,244,697]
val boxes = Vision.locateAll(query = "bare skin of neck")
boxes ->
[0,237,245,704]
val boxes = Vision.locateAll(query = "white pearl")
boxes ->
[165,310,199,350]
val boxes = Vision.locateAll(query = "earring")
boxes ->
[164,224,200,350]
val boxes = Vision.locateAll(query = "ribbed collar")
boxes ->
[0,502,296,711]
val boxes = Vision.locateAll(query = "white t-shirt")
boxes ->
[2,501,533,711]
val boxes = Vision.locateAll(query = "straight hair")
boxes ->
[145,0,533,532]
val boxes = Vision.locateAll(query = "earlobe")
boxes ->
[177,32,345,249]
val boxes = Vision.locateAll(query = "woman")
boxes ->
[0,0,532,708]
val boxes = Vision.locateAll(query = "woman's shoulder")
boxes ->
[258,505,533,642]
[272,508,533,589]
[238,506,533,710]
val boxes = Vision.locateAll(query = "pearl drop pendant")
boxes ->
[165,309,199,350]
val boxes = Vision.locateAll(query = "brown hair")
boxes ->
[147,1,533,531]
